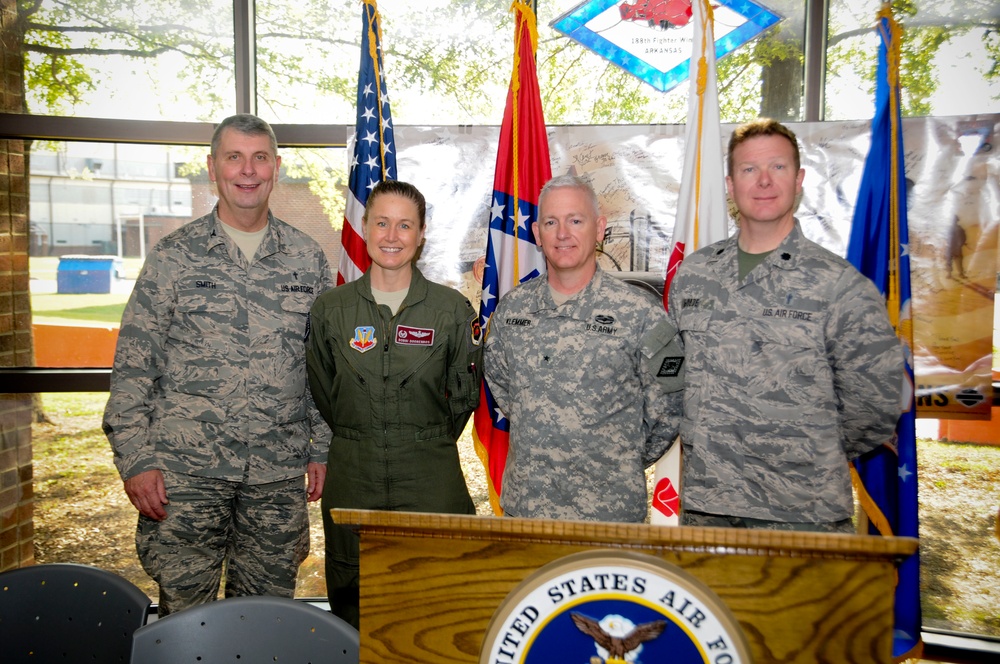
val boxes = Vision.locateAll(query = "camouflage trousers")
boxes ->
[137,470,309,616]
[681,509,855,534]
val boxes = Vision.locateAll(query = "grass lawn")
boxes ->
[29,256,140,325]
[30,391,1000,639]
[31,293,130,325]
[32,392,330,600]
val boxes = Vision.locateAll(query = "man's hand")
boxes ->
[306,462,327,502]
[124,469,169,521]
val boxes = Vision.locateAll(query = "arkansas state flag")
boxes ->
[473,0,551,515]
[846,7,921,661]
[337,0,397,285]
[651,0,729,525]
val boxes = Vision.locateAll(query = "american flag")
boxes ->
[472,0,551,515]
[652,0,729,525]
[846,6,920,660]
[337,0,397,285]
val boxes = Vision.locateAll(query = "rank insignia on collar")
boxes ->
[350,326,377,353]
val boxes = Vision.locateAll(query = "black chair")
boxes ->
[130,595,359,663]
[0,562,151,663]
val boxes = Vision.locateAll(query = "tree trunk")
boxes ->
[759,52,803,122]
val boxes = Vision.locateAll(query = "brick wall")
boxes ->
[192,181,343,269]
[0,0,35,571]
[269,181,343,267]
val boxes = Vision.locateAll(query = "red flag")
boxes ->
[337,0,397,285]
[652,0,729,525]
[473,0,551,515]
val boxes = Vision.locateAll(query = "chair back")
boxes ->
[0,562,151,663]
[130,595,360,663]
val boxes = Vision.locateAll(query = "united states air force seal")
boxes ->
[480,550,752,664]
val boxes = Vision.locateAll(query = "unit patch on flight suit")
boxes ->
[350,326,377,353]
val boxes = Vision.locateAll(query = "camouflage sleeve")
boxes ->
[640,314,684,466]
[102,252,174,480]
[305,258,335,462]
[828,269,905,459]
[446,298,484,437]
[666,277,681,329]
[483,305,510,416]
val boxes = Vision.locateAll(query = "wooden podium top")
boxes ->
[332,508,917,561]
[335,509,918,663]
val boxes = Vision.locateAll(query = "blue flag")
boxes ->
[845,7,921,661]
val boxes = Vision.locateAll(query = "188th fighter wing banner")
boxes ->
[388,115,998,421]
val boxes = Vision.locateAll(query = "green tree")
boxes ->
[5,1,779,125]
[18,0,234,116]
[10,0,997,243]
[13,0,1000,129]
[827,0,999,118]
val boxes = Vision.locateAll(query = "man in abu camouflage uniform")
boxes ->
[668,118,904,533]
[103,114,334,615]
[484,174,684,523]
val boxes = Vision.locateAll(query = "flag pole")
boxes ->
[336,0,397,285]
[651,0,728,526]
[472,0,551,515]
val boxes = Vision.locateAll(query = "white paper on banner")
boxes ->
[650,0,729,526]
[377,116,997,517]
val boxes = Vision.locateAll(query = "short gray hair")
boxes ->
[211,114,278,158]
[538,174,600,218]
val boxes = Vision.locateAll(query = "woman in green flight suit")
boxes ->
[306,180,482,629]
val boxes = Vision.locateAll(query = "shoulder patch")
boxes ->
[657,356,684,378]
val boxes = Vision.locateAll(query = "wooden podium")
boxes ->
[332,509,917,663]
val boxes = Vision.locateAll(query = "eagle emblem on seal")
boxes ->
[571,612,667,663]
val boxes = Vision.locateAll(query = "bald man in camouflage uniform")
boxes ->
[668,119,904,533]
[104,114,334,615]
[484,175,684,523]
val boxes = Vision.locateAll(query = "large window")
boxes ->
[27,140,344,369]
[3,0,998,654]
[826,0,1000,119]
[22,0,236,122]
[14,1,1000,125]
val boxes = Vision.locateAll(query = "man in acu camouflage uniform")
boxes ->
[103,114,334,615]
[668,118,904,533]
[484,174,684,523]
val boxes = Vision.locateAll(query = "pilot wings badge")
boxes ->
[396,325,435,346]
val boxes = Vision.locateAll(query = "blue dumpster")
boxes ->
[56,255,124,294]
